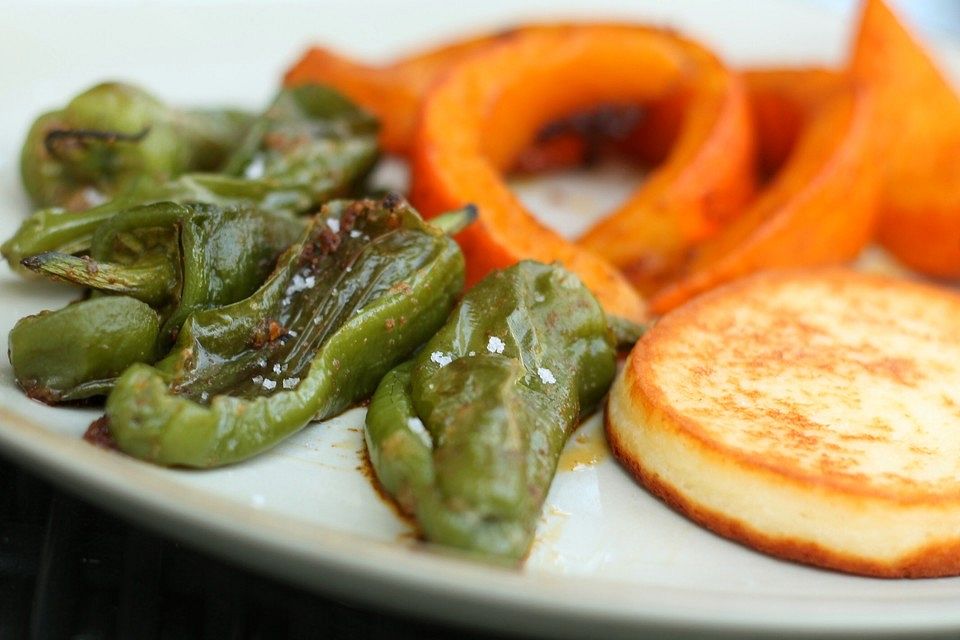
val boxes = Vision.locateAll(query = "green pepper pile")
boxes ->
[4,81,642,565]
[5,82,380,401]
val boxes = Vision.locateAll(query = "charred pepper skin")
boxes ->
[364,261,620,563]
[8,296,160,403]
[106,196,466,468]
[20,82,253,211]
[3,85,379,269]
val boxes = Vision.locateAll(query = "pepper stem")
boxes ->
[21,252,175,307]
[430,204,478,236]
[607,315,649,350]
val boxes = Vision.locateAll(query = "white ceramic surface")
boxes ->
[3,2,960,638]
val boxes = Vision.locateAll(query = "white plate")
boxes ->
[3,2,960,638]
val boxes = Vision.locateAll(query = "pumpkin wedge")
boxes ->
[284,35,496,154]
[649,69,878,313]
[575,60,754,284]
[850,0,960,277]
[410,25,753,321]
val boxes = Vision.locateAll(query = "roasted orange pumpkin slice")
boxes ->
[649,69,878,313]
[284,34,497,154]
[409,24,753,321]
[850,0,960,277]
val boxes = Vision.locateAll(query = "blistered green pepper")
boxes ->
[212,84,380,208]
[21,82,252,210]
[20,201,303,344]
[105,195,469,467]
[3,85,378,269]
[365,261,625,563]
[8,296,160,403]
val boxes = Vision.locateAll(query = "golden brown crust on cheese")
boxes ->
[608,269,960,577]
[606,410,960,578]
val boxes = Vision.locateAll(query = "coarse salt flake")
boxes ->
[537,366,557,385]
[349,229,362,239]
[262,379,277,391]
[430,351,453,367]
[282,377,300,389]
[326,218,340,233]
[406,417,432,449]
[243,156,266,180]
[487,336,505,354]
[286,272,316,296]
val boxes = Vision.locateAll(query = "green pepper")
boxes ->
[21,82,252,210]
[105,195,469,467]
[365,261,623,563]
[3,85,379,269]
[213,84,380,208]
[8,296,160,403]
[20,201,304,344]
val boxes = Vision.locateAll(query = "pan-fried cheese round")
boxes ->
[607,269,960,577]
